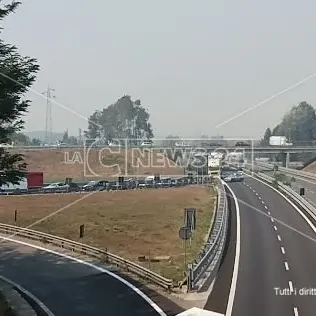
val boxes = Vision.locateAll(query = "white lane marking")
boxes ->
[0,236,167,316]
[289,281,294,293]
[293,307,299,316]
[264,205,268,209]
[261,200,265,204]
[258,196,261,200]
[271,218,275,223]
[224,182,240,316]
[0,275,54,315]
[255,192,259,196]
[281,247,285,254]
[248,175,316,235]
[267,211,271,215]
[274,226,278,231]
[284,261,289,270]
[277,235,282,241]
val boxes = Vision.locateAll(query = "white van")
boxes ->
[145,176,155,181]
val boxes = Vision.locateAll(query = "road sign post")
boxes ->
[179,226,192,272]
[184,208,196,240]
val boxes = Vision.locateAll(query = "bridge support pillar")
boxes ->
[286,152,290,168]
[281,152,290,167]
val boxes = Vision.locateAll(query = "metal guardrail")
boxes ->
[254,161,316,181]
[0,224,173,291]
[0,275,54,316]
[187,178,228,291]
[251,171,316,223]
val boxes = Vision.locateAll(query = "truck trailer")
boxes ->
[269,136,292,146]
[0,172,44,194]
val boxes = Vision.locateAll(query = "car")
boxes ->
[121,180,137,190]
[235,141,250,147]
[141,140,153,147]
[66,182,81,192]
[82,180,109,191]
[236,170,244,181]
[108,140,121,147]
[137,180,146,189]
[158,178,172,188]
[223,176,232,182]
[175,142,191,147]
[43,182,68,193]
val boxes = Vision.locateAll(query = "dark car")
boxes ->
[82,180,108,191]
[235,141,250,147]
[67,182,81,192]
[157,178,172,188]
[120,180,136,190]
[106,181,118,190]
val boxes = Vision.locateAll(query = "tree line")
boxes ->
[85,95,154,144]
[261,101,316,145]
[0,1,39,186]
[0,2,155,187]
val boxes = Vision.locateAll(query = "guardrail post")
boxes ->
[79,224,84,238]
[187,264,193,292]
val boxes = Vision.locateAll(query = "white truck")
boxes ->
[269,136,292,146]
[0,177,28,193]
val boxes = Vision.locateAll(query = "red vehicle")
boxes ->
[0,172,44,194]
[27,172,43,189]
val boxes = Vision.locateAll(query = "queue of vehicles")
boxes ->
[0,174,206,196]
[220,166,244,182]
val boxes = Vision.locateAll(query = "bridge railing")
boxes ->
[255,161,316,181]
[187,178,228,291]
[0,224,174,291]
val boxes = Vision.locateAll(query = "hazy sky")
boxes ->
[2,0,316,139]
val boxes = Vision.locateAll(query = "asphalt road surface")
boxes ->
[206,176,316,316]
[0,240,182,316]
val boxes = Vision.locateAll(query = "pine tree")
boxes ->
[0,1,39,185]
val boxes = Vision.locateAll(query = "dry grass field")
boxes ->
[15,148,184,182]
[0,186,216,281]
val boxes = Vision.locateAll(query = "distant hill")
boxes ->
[24,131,64,143]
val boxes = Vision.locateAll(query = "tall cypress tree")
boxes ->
[0,1,39,185]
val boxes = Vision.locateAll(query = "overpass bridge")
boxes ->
[184,145,316,154]
[184,146,316,168]
[11,144,316,153]
[11,144,316,168]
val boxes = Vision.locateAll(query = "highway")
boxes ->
[206,176,316,315]
[0,239,181,316]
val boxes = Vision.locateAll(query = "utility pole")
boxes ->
[78,128,82,146]
[43,85,56,145]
